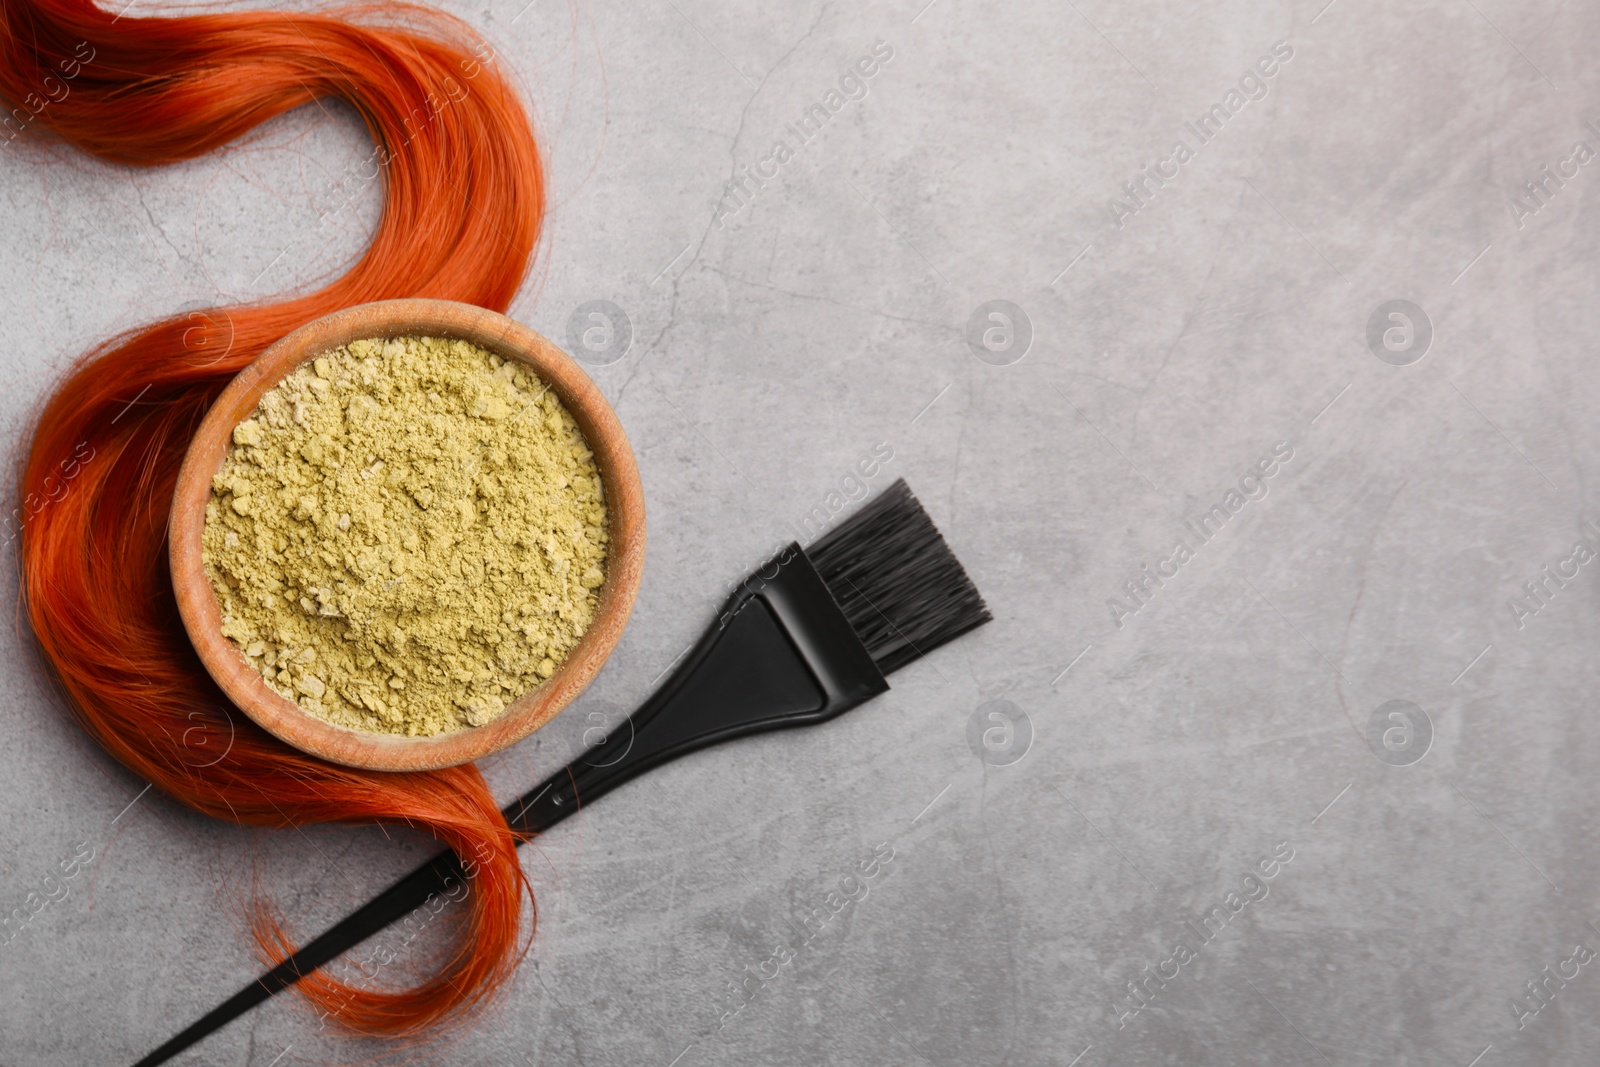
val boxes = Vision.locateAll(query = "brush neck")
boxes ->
[504,545,888,836]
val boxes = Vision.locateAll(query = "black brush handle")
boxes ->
[131,546,887,1067]
[508,544,888,832]
[130,852,467,1067]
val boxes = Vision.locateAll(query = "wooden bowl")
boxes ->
[170,299,646,772]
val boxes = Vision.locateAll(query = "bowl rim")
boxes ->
[169,298,646,772]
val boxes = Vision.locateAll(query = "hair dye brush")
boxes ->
[134,478,990,1066]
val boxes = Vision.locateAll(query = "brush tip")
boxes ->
[803,479,991,675]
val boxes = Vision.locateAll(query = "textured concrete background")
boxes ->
[2,0,1599,1064]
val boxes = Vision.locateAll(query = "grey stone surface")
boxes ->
[2,0,1598,1064]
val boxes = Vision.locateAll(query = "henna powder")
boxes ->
[201,335,608,736]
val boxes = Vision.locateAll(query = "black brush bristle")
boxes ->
[803,479,992,675]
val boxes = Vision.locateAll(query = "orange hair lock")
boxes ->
[0,0,544,1037]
